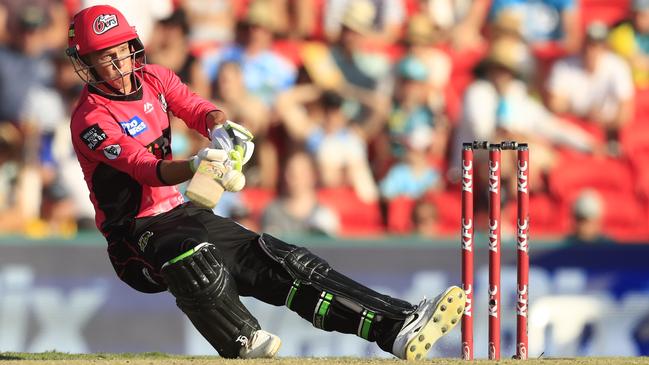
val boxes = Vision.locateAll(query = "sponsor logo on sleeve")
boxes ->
[93,14,118,35]
[103,144,121,160]
[119,116,148,137]
[80,124,107,150]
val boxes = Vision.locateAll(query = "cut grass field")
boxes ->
[1,353,649,365]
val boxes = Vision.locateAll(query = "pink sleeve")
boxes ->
[72,109,167,186]
[151,64,219,138]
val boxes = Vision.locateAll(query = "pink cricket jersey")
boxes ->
[70,64,217,240]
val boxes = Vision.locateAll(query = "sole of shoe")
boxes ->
[404,286,466,360]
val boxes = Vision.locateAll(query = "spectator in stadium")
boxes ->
[411,198,440,238]
[147,9,210,98]
[261,150,340,237]
[325,0,379,91]
[487,0,580,53]
[547,21,635,154]
[22,53,89,236]
[564,190,614,245]
[608,0,649,89]
[0,123,36,233]
[66,4,464,361]
[452,37,597,202]
[401,13,452,117]
[202,0,297,105]
[0,0,69,50]
[379,125,443,200]
[212,61,277,189]
[454,37,596,155]
[323,0,406,45]
[417,0,490,51]
[388,55,450,162]
[277,85,380,203]
[0,4,55,123]
[179,0,235,46]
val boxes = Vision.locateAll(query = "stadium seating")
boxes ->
[240,188,276,222]
[548,155,635,203]
[317,187,384,236]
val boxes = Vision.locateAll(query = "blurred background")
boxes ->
[0,0,648,359]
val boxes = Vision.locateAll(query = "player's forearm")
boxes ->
[158,159,194,185]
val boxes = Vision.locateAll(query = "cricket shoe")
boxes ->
[392,286,466,360]
[239,330,282,359]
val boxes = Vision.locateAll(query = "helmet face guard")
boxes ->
[67,38,146,96]
[67,5,146,96]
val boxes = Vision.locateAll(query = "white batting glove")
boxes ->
[189,147,228,173]
[210,120,255,172]
[189,147,246,192]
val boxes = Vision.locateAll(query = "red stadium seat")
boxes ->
[505,193,570,239]
[387,196,416,234]
[317,187,384,236]
[240,188,276,220]
[580,0,631,28]
[581,191,649,242]
[386,191,461,237]
[427,190,462,236]
[548,155,635,203]
[273,39,304,66]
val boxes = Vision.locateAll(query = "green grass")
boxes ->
[1,353,649,365]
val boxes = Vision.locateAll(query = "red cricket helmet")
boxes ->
[68,5,137,56]
[66,5,145,95]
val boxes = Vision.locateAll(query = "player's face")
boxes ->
[88,42,134,93]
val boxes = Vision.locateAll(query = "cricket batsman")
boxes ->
[67,5,465,359]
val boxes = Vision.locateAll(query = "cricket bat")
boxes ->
[185,160,226,209]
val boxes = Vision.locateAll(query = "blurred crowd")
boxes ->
[0,0,648,243]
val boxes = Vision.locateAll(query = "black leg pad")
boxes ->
[161,242,260,358]
[258,233,415,320]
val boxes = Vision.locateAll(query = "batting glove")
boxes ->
[189,147,228,173]
[189,147,246,192]
[209,120,255,172]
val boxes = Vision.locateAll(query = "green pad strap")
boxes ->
[357,310,376,340]
[313,291,333,329]
[285,280,301,310]
[164,243,209,266]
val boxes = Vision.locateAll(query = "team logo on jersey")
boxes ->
[144,102,154,114]
[119,116,148,136]
[80,124,107,150]
[93,14,118,35]
[158,93,168,113]
[103,144,121,160]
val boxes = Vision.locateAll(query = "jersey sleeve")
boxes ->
[72,109,167,187]
[149,64,219,138]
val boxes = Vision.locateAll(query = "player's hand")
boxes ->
[189,148,246,192]
[189,147,228,173]
[209,120,254,172]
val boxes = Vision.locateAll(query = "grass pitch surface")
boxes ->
[1,353,649,365]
